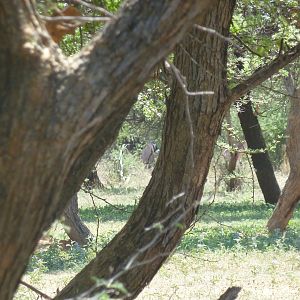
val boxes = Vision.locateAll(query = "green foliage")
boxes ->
[27,241,95,273]
[179,200,300,253]
[117,80,167,149]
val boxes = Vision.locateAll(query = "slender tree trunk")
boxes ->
[56,2,235,298]
[234,48,280,204]
[224,112,243,191]
[63,194,92,246]
[267,78,300,231]
[238,98,281,204]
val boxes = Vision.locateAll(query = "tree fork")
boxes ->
[0,0,219,298]
[55,1,236,298]
[267,78,300,231]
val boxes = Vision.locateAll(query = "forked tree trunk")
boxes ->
[267,79,300,231]
[55,2,236,298]
[0,1,218,298]
[63,194,92,246]
[238,98,281,204]
[1,1,299,298]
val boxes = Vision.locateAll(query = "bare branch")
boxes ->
[194,24,231,42]
[69,0,115,18]
[229,43,300,103]
[20,280,53,300]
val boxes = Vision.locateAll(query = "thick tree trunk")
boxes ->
[63,194,92,246]
[84,167,103,190]
[224,112,243,191]
[1,1,299,299]
[56,2,235,298]
[238,99,280,204]
[267,83,300,231]
[0,1,217,298]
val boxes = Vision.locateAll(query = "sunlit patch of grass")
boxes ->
[15,167,300,300]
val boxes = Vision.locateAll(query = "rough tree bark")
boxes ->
[1,1,299,299]
[56,34,300,300]
[0,1,217,298]
[238,98,281,204]
[267,74,300,231]
[56,1,236,298]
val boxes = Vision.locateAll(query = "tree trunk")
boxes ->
[0,1,217,298]
[56,2,235,298]
[84,167,103,190]
[1,1,299,299]
[267,79,300,231]
[238,99,281,204]
[224,112,243,191]
[63,194,92,246]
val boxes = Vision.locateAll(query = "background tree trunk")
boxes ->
[63,194,92,246]
[238,98,281,204]
[0,1,217,299]
[267,76,300,231]
[55,1,235,298]
[224,112,243,191]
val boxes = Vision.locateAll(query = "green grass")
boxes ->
[15,169,300,299]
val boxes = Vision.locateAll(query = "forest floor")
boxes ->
[15,163,300,300]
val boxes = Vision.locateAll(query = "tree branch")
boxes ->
[57,0,218,219]
[228,43,300,103]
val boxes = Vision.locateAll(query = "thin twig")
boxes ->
[166,60,214,96]
[232,34,263,57]
[260,83,299,98]
[80,187,132,213]
[194,24,231,42]
[88,190,100,253]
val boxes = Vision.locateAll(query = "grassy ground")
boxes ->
[15,160,300,299]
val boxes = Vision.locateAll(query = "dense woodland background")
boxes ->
[1,0,300,299]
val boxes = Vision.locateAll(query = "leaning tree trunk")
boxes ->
[1,1,299,299]
[55,2,235,298]
[0,1,218,299]
[63,194,92,246]
[238,98,281,204]
[267,77,300,231]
